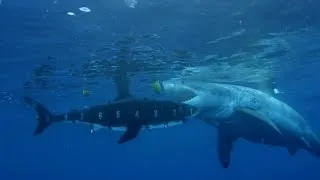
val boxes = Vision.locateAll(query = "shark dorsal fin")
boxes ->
[257,78,283,96]
[113,73,132,101]
[113,59,132,101]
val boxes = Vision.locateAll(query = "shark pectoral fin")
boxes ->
[118,122,142,144]
[217,130,236,168]
[216,106,234,118]
[258,79,276,96]
[237,107,282,136]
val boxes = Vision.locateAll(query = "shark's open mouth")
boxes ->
[161,80,198,103]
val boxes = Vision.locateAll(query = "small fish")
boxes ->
[82,88,92,97]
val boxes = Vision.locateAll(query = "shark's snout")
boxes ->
[161,80,197,103]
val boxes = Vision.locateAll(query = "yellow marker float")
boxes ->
[151,80,162,94]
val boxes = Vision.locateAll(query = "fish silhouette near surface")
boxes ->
[24,97,198,144]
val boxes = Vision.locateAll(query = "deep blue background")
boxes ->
[1,0,320,179]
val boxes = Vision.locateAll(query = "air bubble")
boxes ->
[79,7,91,13]
[67,12,76,16]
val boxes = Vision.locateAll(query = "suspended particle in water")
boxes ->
[79,7,91,13]
[67,12,76,16]
[0,91,20,105]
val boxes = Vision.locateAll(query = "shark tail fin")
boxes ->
[24,97,53,136]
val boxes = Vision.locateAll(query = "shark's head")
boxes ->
[154,78,225,107]
[156,78,200,103]
[152,78,203,103]
[152,78,237,121]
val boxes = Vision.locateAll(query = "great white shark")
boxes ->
[153,78,320,168]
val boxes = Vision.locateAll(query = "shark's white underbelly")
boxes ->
[64,120,185,133]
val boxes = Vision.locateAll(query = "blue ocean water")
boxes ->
[1,0,320,179]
